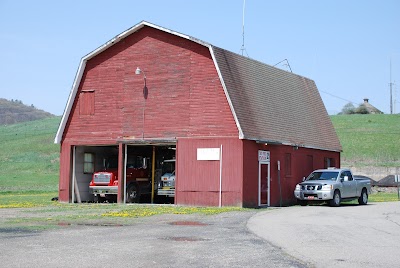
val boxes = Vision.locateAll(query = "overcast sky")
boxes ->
[0,0,399,115]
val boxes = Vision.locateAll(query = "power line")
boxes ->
[273,59,293,73]
[318,89,358,106]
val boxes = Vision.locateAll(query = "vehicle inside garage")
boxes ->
[72,144,176,204]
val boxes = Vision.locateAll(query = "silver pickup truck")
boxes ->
[294,168,371,207]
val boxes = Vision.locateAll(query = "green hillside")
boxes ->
[0,114,399,194]
[0,117,60,192]
[331,114,400,167]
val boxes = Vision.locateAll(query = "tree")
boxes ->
[339,103,356,115]
[355,105,369,114]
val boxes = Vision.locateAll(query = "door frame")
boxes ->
[258,150,270,206]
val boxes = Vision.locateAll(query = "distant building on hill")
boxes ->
[359,98,383,114]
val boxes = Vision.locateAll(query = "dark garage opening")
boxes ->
[72,144,176,204]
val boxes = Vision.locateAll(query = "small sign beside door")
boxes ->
[258,150,270,163]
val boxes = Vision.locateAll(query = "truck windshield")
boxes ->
[306,171,338,181]
[107,158,118,169]
[105,156,146,169]
[162,161,175,174]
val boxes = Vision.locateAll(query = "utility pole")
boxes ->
[390,59,393,114]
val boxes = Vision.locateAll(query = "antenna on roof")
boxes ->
[240,0,249,57]
[274,59,293,73]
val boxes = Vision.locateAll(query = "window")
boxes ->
[340,170,353,181]
[79,90,95,115]
[324,157,336,168]
[307,171,339,181]
[307,155,313,174]
[83,153,95,173]
[285,153,292,176]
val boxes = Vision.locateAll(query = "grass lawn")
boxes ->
[368,191,399,202]
[0,117,60,192]
[331,114,400,167]
[0,192,248,230]
[0,190,398,231]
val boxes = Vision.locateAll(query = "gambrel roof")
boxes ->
[55,21,341,152]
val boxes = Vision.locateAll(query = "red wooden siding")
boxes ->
[242,140,261,207]
[61,26,238,145]
[176,138,243,207]
[59,142,71,202]
[58,27,240,202]
[242,141,340,207]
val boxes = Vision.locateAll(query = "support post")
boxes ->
[277,160,282,207]
[117,143,125,203]
[219,144,223,207]
[151,146,156,204]
[71,146,81,203]
[123,144,127,204]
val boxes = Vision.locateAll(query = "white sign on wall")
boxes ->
[197,148,220,161]
[258,150,270,163]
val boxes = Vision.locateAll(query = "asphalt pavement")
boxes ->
[1,202,399,267]
[248,202,400,268]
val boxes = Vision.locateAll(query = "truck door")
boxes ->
[345,171,357,197]
[340,171,357,198]
[340,171,349,198]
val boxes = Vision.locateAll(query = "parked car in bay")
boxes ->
[294,168,371,207]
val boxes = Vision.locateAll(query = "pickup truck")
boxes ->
[294,168,371,207]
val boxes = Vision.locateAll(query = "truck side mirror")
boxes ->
[302,177,306,182]
[344,176,349,182]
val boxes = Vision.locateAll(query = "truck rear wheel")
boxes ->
[358,188,368,205]
[126,184,140,203]
[329,190,341,207]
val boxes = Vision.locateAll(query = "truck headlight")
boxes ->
[321,184,333,190]
[295,184,301,191]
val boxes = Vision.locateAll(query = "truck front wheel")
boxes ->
[298,200,308,206]
[358,188,368,205]
[94,195,106,203]
[329,190,341,207]
[126,184,140,203]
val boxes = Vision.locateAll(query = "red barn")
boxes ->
[55,21,341,207]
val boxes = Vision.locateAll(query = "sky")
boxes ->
[0,0,399,115]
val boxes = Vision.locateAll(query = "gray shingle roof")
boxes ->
[213,46,342,152]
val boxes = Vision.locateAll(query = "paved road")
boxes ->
[2,202,399,267]
[248,202,400,268]
[0,211,306,268]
